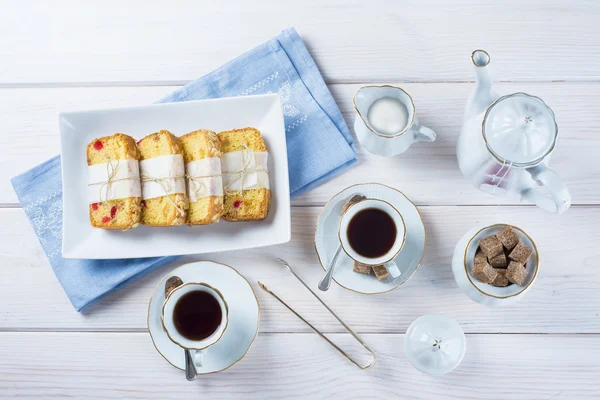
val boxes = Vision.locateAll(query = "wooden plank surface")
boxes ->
[1,0,599,84]
[2,1,599,398]
[0,332,598,400]
[2,82,599,205]
[2,206,598,333]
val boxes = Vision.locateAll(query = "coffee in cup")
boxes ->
[162,282,229,366]
[339,198,406,278]
[347,207,398,258]
[173,289,223,341]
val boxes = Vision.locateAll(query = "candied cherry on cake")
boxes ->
[93,140,104,150]
[91,203,99,211]
[110,206,118,219]
[233,200,243,208]
[101,216,111,223]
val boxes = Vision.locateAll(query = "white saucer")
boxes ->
[315,183,426,294]
[148,261,260,373]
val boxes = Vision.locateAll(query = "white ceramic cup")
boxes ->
[162,282,229,366]
[338,199,406,278]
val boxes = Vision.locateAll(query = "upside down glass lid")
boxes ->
[483,93,558,166]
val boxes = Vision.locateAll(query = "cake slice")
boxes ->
[218,127,270,221]
[86,133,142,230]
[137,130,188,226]
[180,129,224,225]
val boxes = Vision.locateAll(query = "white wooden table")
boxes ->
[1,1,599,398]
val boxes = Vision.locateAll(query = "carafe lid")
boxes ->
[483,93,558,166]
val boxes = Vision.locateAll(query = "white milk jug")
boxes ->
[354,85,436,157]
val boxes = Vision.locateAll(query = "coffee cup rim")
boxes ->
[161,281,229,351]
[338,198,407,266]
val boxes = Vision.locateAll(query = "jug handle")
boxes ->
[521,165,571,214]
[414,125,437,143]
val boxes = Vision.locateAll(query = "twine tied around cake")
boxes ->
[88,158,139,207]
[223,142,268,195]
[140,172,187,218]
[185,173,222,199]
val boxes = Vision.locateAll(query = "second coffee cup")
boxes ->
[338,198,406,277]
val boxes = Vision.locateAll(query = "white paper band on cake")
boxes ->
[140,154,186,200]
[186,157,223,202]
[87,159,141,204]
[221,151,269,192]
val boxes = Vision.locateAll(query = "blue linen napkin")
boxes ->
[11,28,357,311]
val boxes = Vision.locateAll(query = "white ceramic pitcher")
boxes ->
[457,50,571,214]
[353,85,436,156]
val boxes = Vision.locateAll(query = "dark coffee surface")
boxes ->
[173,290,222,341]
[347,208,397,258]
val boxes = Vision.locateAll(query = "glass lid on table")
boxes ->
[483,93,558,167]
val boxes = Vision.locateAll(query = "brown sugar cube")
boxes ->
[372,265,389,281]
[472,261,498,284]
[509,242,533,264]
[353,262,372,275]
[506,261,527,285]
[474,249,487,265]
[479,235,503,258]
[496,226,520,250]
[489,252,508,268]
[490,269,509,287]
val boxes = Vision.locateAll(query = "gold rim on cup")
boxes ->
[160,282,230,351]
[352,85,416,139]
[147,261,260,374]
[337,198,407,266]
[314,182,426,295]
[463,224,540,299]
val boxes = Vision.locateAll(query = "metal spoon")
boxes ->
[318,194,366,291]
[165,276,198,381]
[184,348,198,381]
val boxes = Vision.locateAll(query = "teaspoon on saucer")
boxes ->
[165,275,198,381]
[318,194,366,291]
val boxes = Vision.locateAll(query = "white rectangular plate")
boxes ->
[60,94,290,259]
